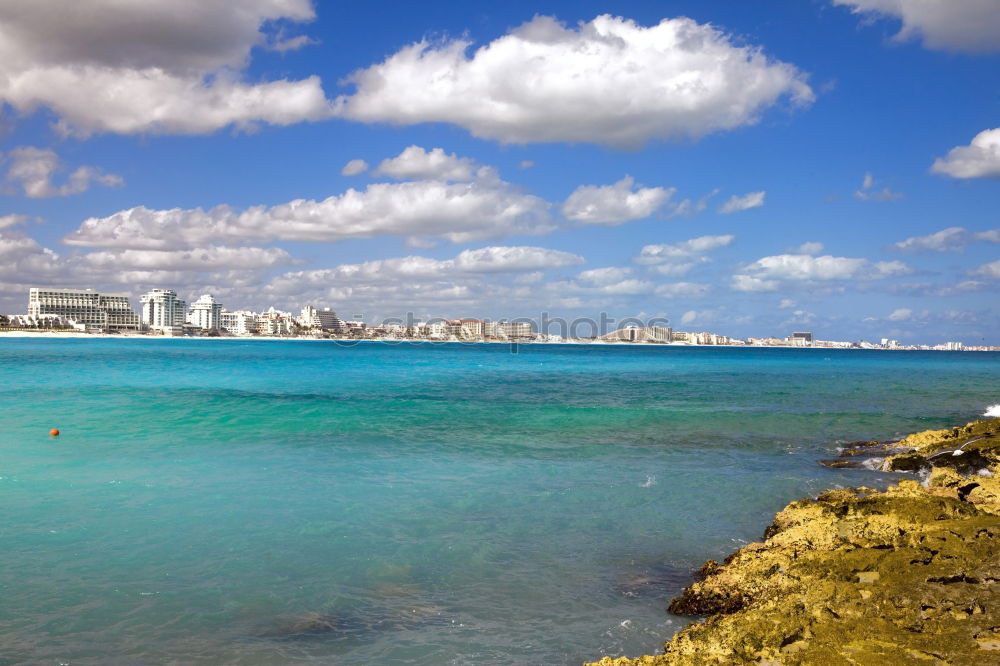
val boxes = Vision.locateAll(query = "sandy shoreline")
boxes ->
[0,331,976,351]
[0,331,730,347]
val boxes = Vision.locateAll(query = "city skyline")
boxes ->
[11,284,994,351]
[1,1,999,344]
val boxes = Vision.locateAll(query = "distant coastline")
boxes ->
[1,329,998,352]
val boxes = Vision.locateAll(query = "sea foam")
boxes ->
[985,404,1000,418]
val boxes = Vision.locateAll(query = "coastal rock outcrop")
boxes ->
[586,418,1000,665]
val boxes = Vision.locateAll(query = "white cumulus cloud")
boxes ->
[635,235,734,265]
[931,128,1000,179]
[563,176,673,225]
[0,214,29,230]
[791,242,824,255]
[341,159,368,176]
[65,173,553,249]
[732,252,912,291]
[718,190,765,214]
[332,14,814,148]
[79,246,295,271]
[3,146,122,198]
[833,0,1000,53]
[271,246,577,287]
[0,229,60,277]
[452,246,583,272]
[576,267,634,286]
[893,226,1000,252]
[0,227,297,312]
[374,146,477,182]
[972,259,1000,280]
[0,0,331,136]
[731,275,779,292]
[261,246,589,313]
[634,234,734,277]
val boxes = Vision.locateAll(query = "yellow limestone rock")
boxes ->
[584,419,1000,666]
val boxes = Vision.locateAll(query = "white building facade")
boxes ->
[5,313,80,329]
[139,288,187,331]
[188,294,223,330]
[257,306,293,335]
[299,306,345,331]
[220,310,258,336]
[501,321,534,339]
[28,287,140,331]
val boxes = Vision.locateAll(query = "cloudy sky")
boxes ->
[1,0,999,343]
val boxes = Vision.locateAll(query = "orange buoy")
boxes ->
[50,428,60,436]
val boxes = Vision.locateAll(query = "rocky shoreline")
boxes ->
[587,418,1000,665]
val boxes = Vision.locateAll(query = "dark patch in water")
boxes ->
[616,563,697,599]
[259,603,450,642]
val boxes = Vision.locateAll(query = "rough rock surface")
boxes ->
[586,419,1000,666]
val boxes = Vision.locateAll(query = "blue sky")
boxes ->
[1,0,999,343]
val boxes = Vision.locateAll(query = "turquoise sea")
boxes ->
[2,339,998,665]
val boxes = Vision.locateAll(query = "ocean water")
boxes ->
[1,339,998,665]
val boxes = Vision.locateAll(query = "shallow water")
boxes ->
[1,339,997,664]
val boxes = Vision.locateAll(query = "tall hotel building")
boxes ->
[139,288,187,331]
[28,288,140,331]
[300,305,345,331]
[188,294,223,330]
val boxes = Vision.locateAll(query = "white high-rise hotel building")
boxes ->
[139,288,186,331]
[299,305,344,331]
[188,294,223,330]
[28,288,140,331]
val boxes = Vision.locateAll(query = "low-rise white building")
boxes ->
[602,326,671,343]
[257,306,293,335]
[425,321,447,338]
[220,310,258,336]
[502,321,535,339]
[459,319,484,338]
[4,313,81,329]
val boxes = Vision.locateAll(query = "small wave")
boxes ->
[917,468,933,486]
[640,475,656,488]
[860,457,885,471]
[984,404,1000,418]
